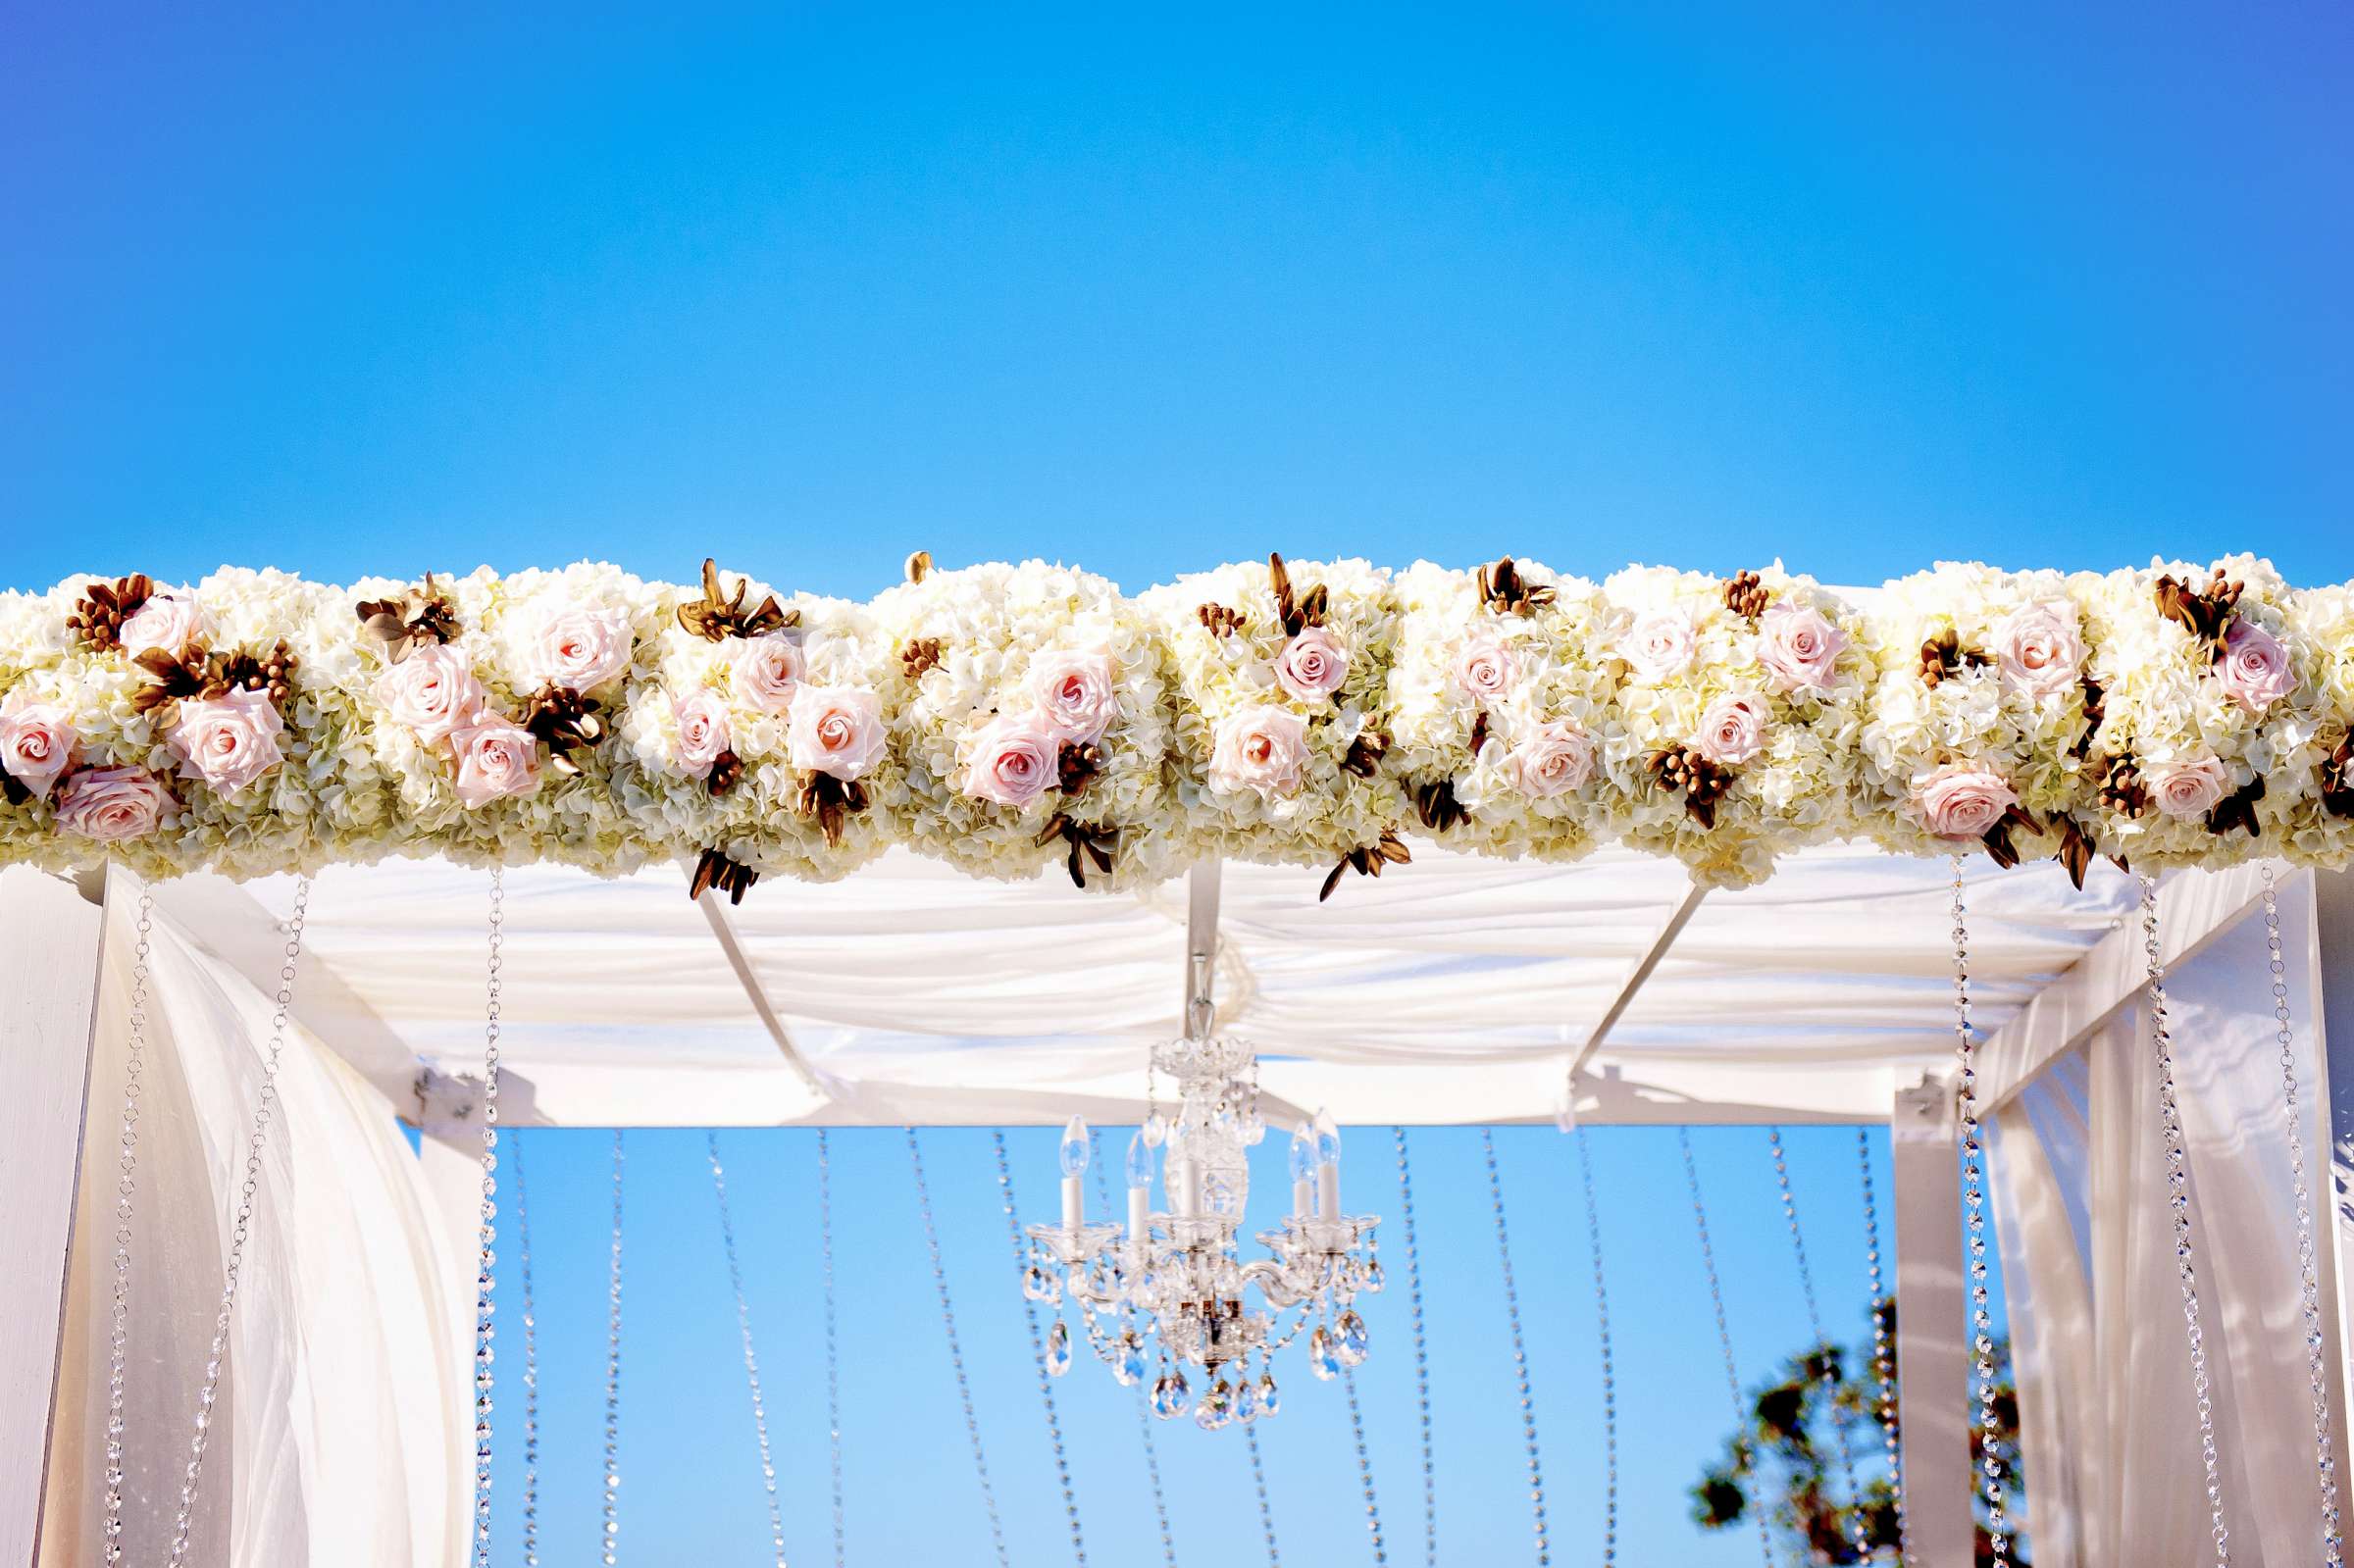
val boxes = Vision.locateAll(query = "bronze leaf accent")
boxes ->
[904,549,933,584]
[1722,571,1769,622]
[2052,812,2095,891]
[2094,752,2150,820]
[355,575,461,663]
[794,771,869,848]
[67,574,157,653]
[1318,830,1411,903]
[2205,775,2264,839]
[2321,737,2354,820]
[2070,675,2107,761]
[690,847,759,905]
[707,749,743,796]
[1980,802,2046,871]
[1034,813,1118,888]
[1267,553,1327,637]
[1476,557,1557,618]
[1197,603,1246,637]
[1647,743,1734,831]
[1918,630,1992,688]
[900,637,945,680]
[1340,729,1390,780]
[1467,710,1490,758]
[523,683,603,777]
[1056,741,1104,797]
[0,771,28,807]
[1413,778,1467,835]
[677,558,794,642]
[2154,570,2242,662]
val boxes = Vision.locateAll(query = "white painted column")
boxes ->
[413,1063,489,1529]
[1892,1075,1974,1568]
[0,867,108,1568]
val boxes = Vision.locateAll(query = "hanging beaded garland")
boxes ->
[1090,1130,1180,1568]
[513,1128,542,1568]
[165,876,314,1568]
[1482,1128,1550,1566]
[468,869,502,1568]
[1680,1127,1777,1568]
[1342,1364,1388,1565]
[2261,865,2345,1564]
[818,1131,847,1568]
[707,1133,790,1568]
[1244,1422,1282,1566]
[1393,1128,1436,1568]
[600,1132,625,1568]
[2140,876,2231,1567]
[1574,1128,1617,1568]
[1856,1128,1906,1564]
[1953,858,2009,1565]
[908,1128,1010,1568]
[100,888,157,1567]
[993,1129,1088,1565]
[1767,1127,1869,1561]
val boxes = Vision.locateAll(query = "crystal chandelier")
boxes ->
[1022,1028,1381,1431]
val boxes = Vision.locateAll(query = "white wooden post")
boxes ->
[1892,1075,1974,1567]
[0,867,108,1568]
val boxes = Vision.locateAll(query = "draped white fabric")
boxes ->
[37,872,465,1568]
[1989,871,2345,1566]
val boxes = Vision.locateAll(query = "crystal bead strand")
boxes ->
[1392,1128,1435,1568]
[1953,859,2008,1564]
[164,876,314,1568]
[706,1133,790,1568]
[818,1131,847,1568]
[1574,1128,1617,1568]
[1483,1129,1550,1566]
[2140,875,2229,1567]
[1767,1127,1869,1561]
[1244,1418,1281,1566]
[1857,1128,1907,1565]
[514,1128,541,1568]
[992,1129,1087,1567]
[1342,1365,1388,1565]
[1090,1131,1178,1568]
[907,1128,1010,1568]
[2262,864,2344,1564]
[1680,1127,1777,1568]
[600,1131,625,1568]
[100,888,156,1567]
[466,869,503,1568]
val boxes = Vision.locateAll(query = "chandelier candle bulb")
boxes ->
[1059,1116,1091,1230]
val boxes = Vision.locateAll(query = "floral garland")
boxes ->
[3,553,2349,897]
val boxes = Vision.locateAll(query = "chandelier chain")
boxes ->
[1858,1128,1907,1565]
[1343,1365,1388,1565]
[818,1131,847,1568]
[1091,1133,1178,1568]
[514,1128,541,1568]
[707,1133,790,1568]
[1575,1128,1618,1568]
[1483,1129,1551,1566]
[1394,1128,1436,1568]
[994,1130,1088,1566]
[100,887,156,1567]
[2261,865,2345,1564]
[1682,1126,1778,1568]
[601,1139,633,1555]
[909,1128,1009,1568]
[1768,1127,1869,1562]
[165,875,313,1568]
[1955,859,2009,1564]
[2141,876,2231,1566]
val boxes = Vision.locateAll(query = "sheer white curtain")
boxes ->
[1989,871,2346,1566]
[38,873,465,1568]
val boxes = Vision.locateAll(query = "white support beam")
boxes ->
[1561,879,1708,1119]
[1975,863,2271,1114]
[0,866,107,1568]
[1891,1074,1973,1568]
[692,878,825,1098]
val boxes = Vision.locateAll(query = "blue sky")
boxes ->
[5,3,2348,1563]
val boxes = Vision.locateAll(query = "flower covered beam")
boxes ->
[2,554,2349,894]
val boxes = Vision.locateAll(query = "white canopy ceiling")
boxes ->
[139,840,2153,1129]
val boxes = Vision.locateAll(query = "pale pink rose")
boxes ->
[1913,765,2019,840]
[1754,603,1848,695]
[1206,704,1308,800]
[1272,630,1350,704]
[527,605,634,693]
[117,593,205,657]
[1993,602,2086,701]
[671,689,733,779]
[1030,649,1120,742]
[167,687,285,798]
[375,644,487,747]
[52,766,176,842]
[449,717,542,808]
[1694,692,1770,767]
[1620,610,1697,682]
[0,697,78,800]
[787,684,887,781]
[1453,636,1518,702]
[730,633,805,714]
[2149,755,2230,821]
[1509,720,1595,798]
[2218,620,2294,713]
[963,713,1060,808]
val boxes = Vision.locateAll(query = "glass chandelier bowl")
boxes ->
[1023,1033,1379,1428]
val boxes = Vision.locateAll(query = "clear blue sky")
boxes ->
[6,3,2348,1563]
